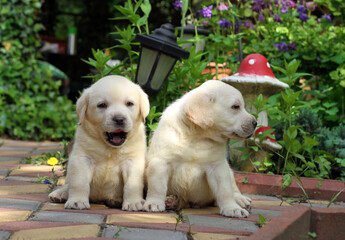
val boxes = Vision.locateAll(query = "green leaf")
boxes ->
[282,174,292,190]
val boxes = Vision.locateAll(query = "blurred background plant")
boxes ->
[0,0,77,141]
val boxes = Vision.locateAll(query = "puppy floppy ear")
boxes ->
[76,88,90,125]
[136,84,150,123]
[184,91,215,129]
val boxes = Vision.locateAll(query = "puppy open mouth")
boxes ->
[105,130,127,146]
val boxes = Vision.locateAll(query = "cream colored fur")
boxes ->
[143,80,256,218]
[49,75,149,211]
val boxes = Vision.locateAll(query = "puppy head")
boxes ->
[76,75,149,147]
[184,80,257,140]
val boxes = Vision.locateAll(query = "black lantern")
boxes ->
[135,23,190,95]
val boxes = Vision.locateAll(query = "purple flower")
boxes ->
[288,42,297,50]
[172,1,182,10]
[199,5,213,18]
[217,2,229,11]
[299,13,309,22]
[273,14,283,23]
[297,5,306,13]
[274,42,289,52]
[287,0,297,8]
[218,18,231,29]
[242,19,254,28]
[258,14,266,22]
[274,0,280,7]
[252,0,265,12]
[43,179,52,184]
[306,1,316,11]
[281,6,288,13]
[252,4,261,12]
[322,14,332,22]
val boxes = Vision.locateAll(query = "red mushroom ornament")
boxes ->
[255,126,282,151]
[222,53,289,97]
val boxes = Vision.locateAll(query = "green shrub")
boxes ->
[0,0,76,141]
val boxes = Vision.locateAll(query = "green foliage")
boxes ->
[327,187,345,208]
[146,106,162,144]
[256,213,271,228]
[0,0,76,141]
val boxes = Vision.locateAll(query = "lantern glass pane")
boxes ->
[150,53,176,90]
[137,47,158,85]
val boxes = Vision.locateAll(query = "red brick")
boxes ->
[311,207,345,240]
[246,204,311,240]
[235,171,345,201]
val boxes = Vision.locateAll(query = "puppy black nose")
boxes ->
[252,120,257,129]
[113,116,125,126]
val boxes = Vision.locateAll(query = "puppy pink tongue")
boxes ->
[111,135,122,144]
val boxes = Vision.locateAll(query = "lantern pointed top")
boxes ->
[151,23,178,46]
[135,23,190,59]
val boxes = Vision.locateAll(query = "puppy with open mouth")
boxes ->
[144,80,257,218]
[49,75,149,211]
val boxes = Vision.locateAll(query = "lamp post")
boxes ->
[135,23,190,95]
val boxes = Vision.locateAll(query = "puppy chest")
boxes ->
[91,162,123,188]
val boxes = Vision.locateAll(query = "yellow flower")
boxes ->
[2,41,11,51]
[47,157,58,166]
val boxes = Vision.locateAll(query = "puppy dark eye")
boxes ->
[126,101,134,107]
[232,105,240,110]
[97,103,107,108]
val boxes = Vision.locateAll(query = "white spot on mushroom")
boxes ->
[267,62,270,68]
[234,73,239,76]
[249,59,255,65]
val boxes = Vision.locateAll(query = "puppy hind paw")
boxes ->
[143,200,165,212]
[64,199,90,210]
[105,199,123,209]
[165,195,180,210]
[49,189,68,203]
[122,199,145,211]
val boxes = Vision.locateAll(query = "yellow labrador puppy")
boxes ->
[49,75,149,211]
[144,80,256,218]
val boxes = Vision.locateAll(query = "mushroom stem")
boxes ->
[244,93,268,126]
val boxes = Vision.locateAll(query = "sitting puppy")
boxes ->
[49,75,149,211]
[144,80,256,218]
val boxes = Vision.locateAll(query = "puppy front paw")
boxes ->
[220,202,249,218]
[122,199,145,211]
[65,199,90,210]
[234,193,252,210]
[143,199,165,212]
[49,188,68,203]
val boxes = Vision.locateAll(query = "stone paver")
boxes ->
[0,210,32,222]
[0,169,9,179]
[31,211,105,224]
[0,231,11,240]
[1,138,344,239]
[185,215,260,233]
[103,225,188,240]
[9,224,100,240]
[107,213,178,224]
[0,184,49,195]
[192,232,244,240]
[250,209,282,217]
[0,198,41,211]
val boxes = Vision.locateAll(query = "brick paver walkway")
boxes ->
[1,138,342,240]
